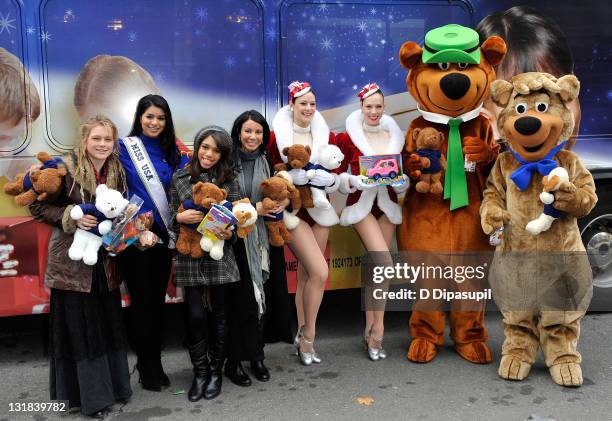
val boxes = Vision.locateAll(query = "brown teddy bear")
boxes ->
[273,144,314,208]
[410,127,447,194]
[481,72,596,387]
[176,182,227,258]
[397,24,506,365]
[4,152,67,206]
[260,174,301,246]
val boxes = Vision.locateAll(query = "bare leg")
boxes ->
[354,214,395,348]
[288,221,329,349]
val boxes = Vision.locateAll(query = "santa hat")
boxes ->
[288,81,311,103]
[358,82,381,100]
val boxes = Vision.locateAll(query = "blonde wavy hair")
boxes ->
[70,115,126,197]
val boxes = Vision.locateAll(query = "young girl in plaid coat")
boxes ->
[169,126,243,401]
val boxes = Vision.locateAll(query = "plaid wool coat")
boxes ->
[169,166,243,287]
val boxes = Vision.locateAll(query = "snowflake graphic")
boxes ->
[360,66,366,72]
[321,38,333,51]
[195,7,208,22]
[65,9,74,16]
[40,31,52,42]
[0,12,16,35]
[265,27,277,39]
[224,56,236,68]
[154,72,165,82]
[26,26,36,35]
[318,4,328,12]
[357,21,367,33]
[329,79,334,84]
[352,84,358,90]
[128,32,137,42]
[380,39,386,45]
[370,7,377,15]
[296,29,306,40]
[339,75,346,83]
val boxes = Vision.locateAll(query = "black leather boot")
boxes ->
[188,340,209,402]
[250,360,270,382]
[203,358,224,400]
[225,361,252,387]
[137,355,162,392]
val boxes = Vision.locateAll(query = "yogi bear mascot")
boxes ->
[397,24,506,364]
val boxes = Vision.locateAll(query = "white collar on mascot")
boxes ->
[417,103,483,125]
[272,105,330,163]
[345,109,404,156]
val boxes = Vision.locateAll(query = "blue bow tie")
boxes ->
[509,142,567,191]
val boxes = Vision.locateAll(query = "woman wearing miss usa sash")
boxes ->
[118,94,189,391]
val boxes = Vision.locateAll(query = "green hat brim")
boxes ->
[422,48,480,65]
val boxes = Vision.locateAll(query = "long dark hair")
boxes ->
[188,126,235,186]
[476,6,574,79]
[128,94,180,170]
[230,110,270,156]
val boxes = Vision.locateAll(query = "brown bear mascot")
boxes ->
[481,72,596,386]
[397,24,506,364]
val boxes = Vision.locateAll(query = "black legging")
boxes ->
[119,241,172,362]
[184,284,230,360]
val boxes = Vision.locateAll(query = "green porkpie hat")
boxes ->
[422,24,480,64]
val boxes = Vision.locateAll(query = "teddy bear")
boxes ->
[232,199,258,238]
[176,182,227,259]
[304,144,344,209]
[526,167,570,235]
[410,127,447,194]
[274,144,315,208]
[3,152,67,206]
[260,174,302,246]
[69,184,129,265]
[481,72,596,387]
[397,24,506,364]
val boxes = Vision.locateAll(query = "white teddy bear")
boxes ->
[69,184,129,265]
[525,167,569,235]
[306,144,344,209]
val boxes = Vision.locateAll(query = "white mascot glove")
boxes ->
[392,174,410,194]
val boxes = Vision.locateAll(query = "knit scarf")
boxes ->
[236,150,270,316]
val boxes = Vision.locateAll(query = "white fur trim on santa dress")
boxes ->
[340,110,404,226]
[272,105,339,227]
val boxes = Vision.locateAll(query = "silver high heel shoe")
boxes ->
[364,333,387,361]
[295,326,322,364]
[297,334,316,366]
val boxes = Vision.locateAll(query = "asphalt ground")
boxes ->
[0,290,611,421]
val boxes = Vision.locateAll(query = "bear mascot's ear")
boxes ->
[398,42,423,70]
[556,74,580,104]
[480,36,507,67]
[489,80,514,108]
[305,145,311,155]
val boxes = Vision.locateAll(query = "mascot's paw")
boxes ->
[455,341,492,364]
[406,338,438,363]
[549,362,583,387]
[498,355,531,380]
